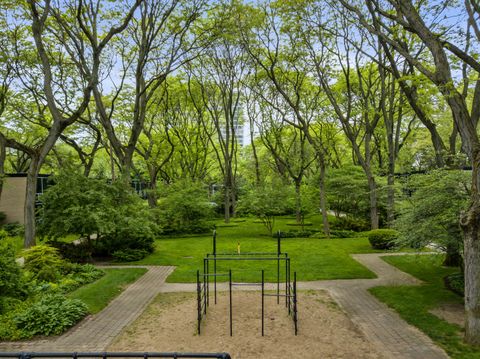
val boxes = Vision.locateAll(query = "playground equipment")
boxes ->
[196,229,298,336]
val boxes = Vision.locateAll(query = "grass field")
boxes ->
[370,255,476,359]
[69,268,147,313]
[134,215,382,282]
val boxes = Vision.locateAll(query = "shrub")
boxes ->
[0,229,7,241]
[47,240,93,263]
[0,240,24,309]
[0,211,6,222]
[112,249,149,262]
[156,179,214,235]
[22,245,66,282]
[331,216,370,232]
[368,229,399,249]
[274,230,318,238]
[444,272,464,297]
[330,229,357,238]
[14,294,88,337]
[3,222,24,237]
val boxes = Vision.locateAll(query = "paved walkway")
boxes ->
[0,253,450,358]
[0,266,174,352]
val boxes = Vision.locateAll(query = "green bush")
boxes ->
[3,222,24,237]
[39,171,158,257]
[0,212,6,222]
[330,229,356,238]
[0,240,24,311]
[368,229,399,249]
[156,179,214,235]
[47,240,93,263]
[112,248,149,262]
[22,245,66,282]
[444,272,464,297]
[331,216,370,232]
[274,230,318,238]
[0,229,7,240]
[14,294,88,337]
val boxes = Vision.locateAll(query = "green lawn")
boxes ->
[69,268,147,313]
[370,255,477,359]
[134,215,382,282]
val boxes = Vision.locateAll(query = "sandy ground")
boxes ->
[109,290,384,359]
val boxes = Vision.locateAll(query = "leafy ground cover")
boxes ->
[370,255,477,359]
[69,268,147,313]
[134,215,382,282]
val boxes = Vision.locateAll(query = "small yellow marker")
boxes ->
[237,242,241,255]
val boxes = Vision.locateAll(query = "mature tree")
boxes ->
[338,0,480,345]
[83,0,207,179]
[187,2,250,223]
[241,4,334,235]
[0,0,141,247]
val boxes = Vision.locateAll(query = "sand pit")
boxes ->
[109,290,384,359]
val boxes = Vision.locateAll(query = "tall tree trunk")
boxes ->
[319,160,330,237]
[460,146,480,345]
[224,183,231,224]
[147,168,158,208]
[0,137,5,201]
[367,174,379,229]
[294,181,302,224]
[24,156,40,248]
[386,140,395,226]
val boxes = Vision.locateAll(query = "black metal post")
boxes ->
[287,258,291,314]
[277,231,280,304]
[203,259,207,315]
[213,230,217,304]
[229,269,232,337]
[197,270,201,334]
[285,256,288,308]
[294,271,297,336]
[261,269,264,337]
[206,257,209,307]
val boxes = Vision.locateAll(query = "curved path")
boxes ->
[0,254,450,358]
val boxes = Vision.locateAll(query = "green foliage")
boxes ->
[274,229,318,238]
[326,166,369,218]
[112,248,149,262]
[22,245,65,282]
[331,216,370,232]
[368,229,399,249]
[39,171,157,256]
[47,240,93,263]
[238,182,289,235]
[396,170,469,260]
[156,179,214,234]
[14,294,88,337]
[444,272,464,297]
[3,222,24,237]
[0,240,24,309]
[0,212,6,222]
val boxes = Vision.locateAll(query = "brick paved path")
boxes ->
[0,266,174,352]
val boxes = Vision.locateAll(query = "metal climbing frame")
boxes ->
[196,230,298,337]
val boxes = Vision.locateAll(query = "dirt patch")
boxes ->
[429,303,465,328]
[110,290,384,359]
